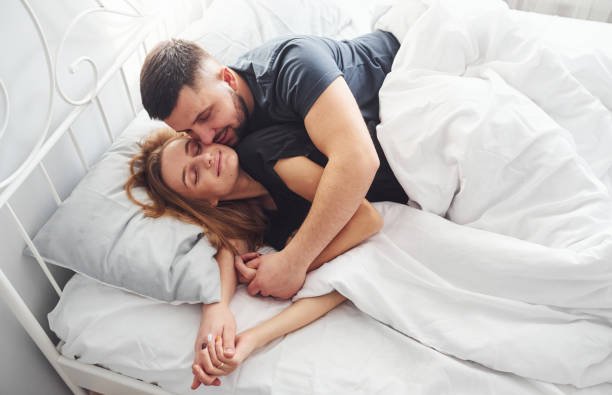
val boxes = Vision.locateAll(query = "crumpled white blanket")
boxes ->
[297,0,612,389]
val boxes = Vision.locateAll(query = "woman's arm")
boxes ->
[274,156,383,270]
[241,291,346,348]
[192,242,246,388]
[199,291,347,380]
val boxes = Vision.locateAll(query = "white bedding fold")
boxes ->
[376,0,612,310]
[297,203,612,388]
[298,0,612,388]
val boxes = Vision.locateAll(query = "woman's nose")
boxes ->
[196,152,214,168]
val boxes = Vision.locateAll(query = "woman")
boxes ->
[125,127,394,388]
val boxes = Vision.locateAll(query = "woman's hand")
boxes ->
[191,303,236,389]
[231,330,260,366]
[198,330,260,380]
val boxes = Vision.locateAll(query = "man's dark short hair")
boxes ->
[140,39,211,120]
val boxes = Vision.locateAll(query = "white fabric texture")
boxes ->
[297,0,612,388]
[50,273,612,395]
[297,203,612,388]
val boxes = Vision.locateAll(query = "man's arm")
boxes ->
[292,77,379,262]
[247,77,378,298]
[239,155,383,288]
[275,155,383,270]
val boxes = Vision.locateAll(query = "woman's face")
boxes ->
[160,137,240,204]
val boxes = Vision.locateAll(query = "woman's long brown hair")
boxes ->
[125,128,267,254]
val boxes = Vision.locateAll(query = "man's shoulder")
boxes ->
[236,34,332,62]
[233,30,397,65]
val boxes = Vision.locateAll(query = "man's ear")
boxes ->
[221,67,238,91]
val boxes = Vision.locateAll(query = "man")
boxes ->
[140,31,400,299]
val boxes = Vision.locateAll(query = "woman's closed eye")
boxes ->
[189,140,202,157]
[193,166,199,186]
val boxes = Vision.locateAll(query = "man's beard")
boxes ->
[231,90,250,139]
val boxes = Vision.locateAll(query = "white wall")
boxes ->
[505,0,612,22]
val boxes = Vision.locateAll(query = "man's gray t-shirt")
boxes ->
[229,30,400,133]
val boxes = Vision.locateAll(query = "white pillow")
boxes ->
[32,111,220,303]
[181,0,377,64]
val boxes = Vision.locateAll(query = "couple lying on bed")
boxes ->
[128,31,404,388]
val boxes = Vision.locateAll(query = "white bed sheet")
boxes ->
[49,4,612,395]
[51,273,611,395]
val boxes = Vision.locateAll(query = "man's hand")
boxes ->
[242,250,307,299]
[234,254,257,284]
[192,303,236,389]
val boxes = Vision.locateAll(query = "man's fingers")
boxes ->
[207,334,221,368]
[192,364,217,386]
[199,347,225,377]
[247,279,260,296]
[237,273,249,284]
[191,376,201,390]
[245,257,260,270]
[240,251,262,263]
[234,256,256,282]
[222,326,236,358]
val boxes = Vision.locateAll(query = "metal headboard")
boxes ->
[0,1,175,394]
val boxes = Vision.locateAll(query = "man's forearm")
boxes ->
[284,154,378,269]
[308,201,382,271]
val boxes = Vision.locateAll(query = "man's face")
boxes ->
[164,78,247,147]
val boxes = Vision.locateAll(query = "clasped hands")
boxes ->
[234,250,307,299]
[192,251,307,389]
[191,302,259,389]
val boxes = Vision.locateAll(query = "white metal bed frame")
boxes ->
[0,1,179,394]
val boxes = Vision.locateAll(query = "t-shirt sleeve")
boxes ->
[275,38,343,119]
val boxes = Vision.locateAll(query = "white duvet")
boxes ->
[298,0,612,389]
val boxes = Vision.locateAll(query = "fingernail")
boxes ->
[225,347,234,353]
[207,333,213,343]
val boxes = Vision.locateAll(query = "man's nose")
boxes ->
[190,126,216,145]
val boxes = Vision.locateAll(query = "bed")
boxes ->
[2,1,612,394]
